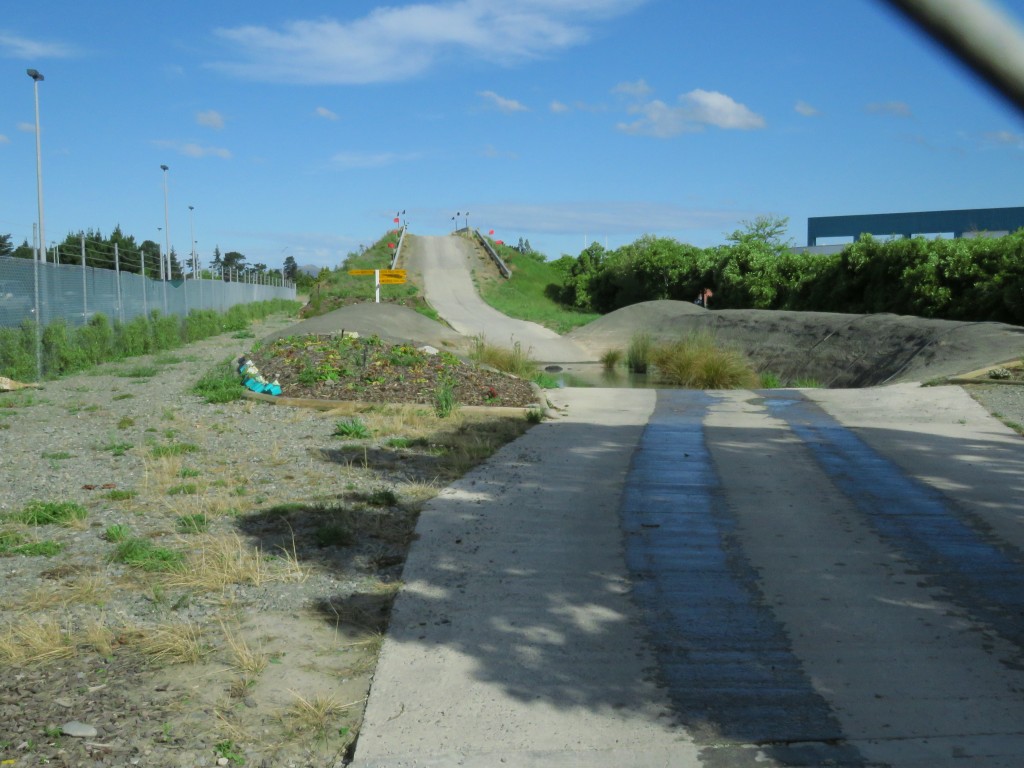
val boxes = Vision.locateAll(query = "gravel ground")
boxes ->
[0,316,533,768]
[1,310,1020,768]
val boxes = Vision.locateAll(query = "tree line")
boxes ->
[0,229,300,283]
[550,216,1024,325]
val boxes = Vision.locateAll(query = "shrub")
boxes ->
[650,332,759,389]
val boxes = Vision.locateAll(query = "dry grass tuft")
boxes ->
[221,622,269,677]
[287,690,363,735]
[0,615,76,664]
[132,620,208,664]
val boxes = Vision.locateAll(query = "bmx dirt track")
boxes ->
[272,299,1024,386]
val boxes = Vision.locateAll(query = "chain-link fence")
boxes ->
[0,254,295,330]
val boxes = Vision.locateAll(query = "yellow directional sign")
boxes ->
[379,276,407,285]
[348,269,376,276]
[380,270,407,279]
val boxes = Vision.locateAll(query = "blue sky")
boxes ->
[2,0,1024,271]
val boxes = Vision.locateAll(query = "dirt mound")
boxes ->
[568,300,1024,386]
[262,302,466,352]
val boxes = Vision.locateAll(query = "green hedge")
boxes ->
[0,299,300,382]
[556,231,1024,324]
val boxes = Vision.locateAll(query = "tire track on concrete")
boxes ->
[622,390,865,767]
[624,388,1024,767]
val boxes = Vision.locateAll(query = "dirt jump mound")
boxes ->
[568,300,1024,387]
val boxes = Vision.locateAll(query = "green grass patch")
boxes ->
[105,489,137,501]
[111,538,185,572]
[151,443,200,458]
[166,483,199,496]
[333,417,371,439]
[41,451,74,460]
[10,501,88,526]
[175,514,209,534]
[476,248,598,334]
[193,360,244,404]
[5,539,64,557]
[103,440,133,456]
[104,524,132,542]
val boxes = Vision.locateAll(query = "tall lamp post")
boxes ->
[27,69,45,381]
[27,69,46,264]
[160,165,171,280]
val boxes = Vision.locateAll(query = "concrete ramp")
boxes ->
[409,235,592,364]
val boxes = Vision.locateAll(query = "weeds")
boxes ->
[649,332,759,389]
[9,501,88,527]
[434,378,458,418]
[333,417,371,439]
[626,332,652,373]
[600,348,623,370]
[193,359,245,404]
[111,538,186,572]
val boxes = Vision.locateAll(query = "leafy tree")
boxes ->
[222,250,246,277]
[12,239,34,259]
[283,255,298,281]
[726,215,792,255]
[0,234,12,257]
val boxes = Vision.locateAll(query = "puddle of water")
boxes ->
[540,363,662,389]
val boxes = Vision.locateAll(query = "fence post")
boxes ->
[141,250,148,318]
[80,235,88,322]
[114,243,124,324]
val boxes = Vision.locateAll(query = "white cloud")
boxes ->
[481,144,518,159]
[0,134,9,144]
[479,90,529,113]
[612,79,652,98]
[330,151,419,169]
[315,106,339,120]
[617,89,765,137]
[196,110,226,130]
[865,101,912,117]
[17,122,35,133]
[0,32,78,59]
[207,0,646,84]
[985,130,1024,148]
[182,143,232,159]
[550,100,570,113]
[795,100,819,116]
[154,139,232,159]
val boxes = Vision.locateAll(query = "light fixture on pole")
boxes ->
[27,69,45,264]
[160,165,171,280]
[465,211,470,231]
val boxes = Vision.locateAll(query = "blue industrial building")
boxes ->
[806,206,1024,247]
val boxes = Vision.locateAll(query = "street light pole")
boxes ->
[27,70,45,264]
[160,165,171,281]
[26,69,45,381]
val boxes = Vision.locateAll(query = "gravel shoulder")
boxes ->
[0,315,533,768]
